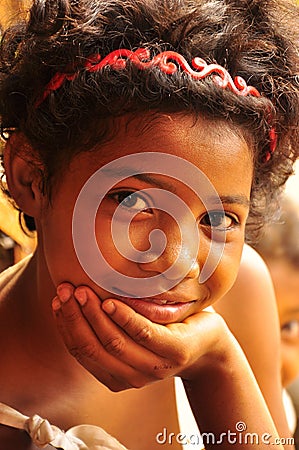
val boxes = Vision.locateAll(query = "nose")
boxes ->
[138,217,200,281]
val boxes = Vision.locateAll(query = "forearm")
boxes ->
[182,329,289,450]
[214,246,293,445]
[52,287,292,449]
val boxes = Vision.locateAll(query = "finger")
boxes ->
[53,284,157,388]
[101,298,191,364]
[74,286,171,376]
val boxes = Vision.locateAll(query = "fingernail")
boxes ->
[57,284,73,303]
[75,289,87,306]
[52,296,62,311]
[102,300,116,315]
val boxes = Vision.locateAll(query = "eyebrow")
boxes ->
[211,195,250,208]
[103,167,176,192]
[132,173,176,192]
[136,176,250,208]
[103,168,250,208]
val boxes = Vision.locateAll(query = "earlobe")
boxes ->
[3,133,44,218]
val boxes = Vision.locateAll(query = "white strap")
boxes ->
[0,402,127,449]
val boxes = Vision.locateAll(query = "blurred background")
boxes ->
[0,0,27,29]
[0,0,36,270]
[0,186,36,271]
[0,0,299,447]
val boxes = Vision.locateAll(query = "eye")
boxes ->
[281,320,299,341]
[109,190,153,213]
[200,211,238,230]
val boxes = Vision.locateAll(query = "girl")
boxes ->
[0,0,298,448]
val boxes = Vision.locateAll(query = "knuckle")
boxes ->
[121,314,153,344]
[103,336,125,356]
[69,342,99,362]
[175,349,190,367]
[62,309,82,324]
[134,324,152,343]
[121,313,135,330]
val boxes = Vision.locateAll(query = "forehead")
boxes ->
[86,113,252,174]
[61,112,253,202]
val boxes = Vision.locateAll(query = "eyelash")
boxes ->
[200,210,240,231]
[108,190,153,213]
[108,190,240,230]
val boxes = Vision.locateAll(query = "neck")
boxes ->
[10,243,68,357]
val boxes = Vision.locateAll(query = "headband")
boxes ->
[36,48,277,158]
[37,48,261,105]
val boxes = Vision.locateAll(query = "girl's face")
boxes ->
[39,114,253,324]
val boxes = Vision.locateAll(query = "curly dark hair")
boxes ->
[0,0,298,242]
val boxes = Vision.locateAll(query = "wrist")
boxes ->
[180,312,246,382]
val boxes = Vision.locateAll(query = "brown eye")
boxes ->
[110,191,153,213]
[201,211,238,230]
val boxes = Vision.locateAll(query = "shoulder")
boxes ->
[230,243,275,293]
[214,243,278,328]
[0,255,31,290]
[214,244,290,439]
[0,256,31,302]
[214,243,280,379]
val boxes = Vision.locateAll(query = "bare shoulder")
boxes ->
[213,244,280,360]
[0,256,32,302]
[227,243,275,293]
[214,243,278,327]
[214,245,290,437]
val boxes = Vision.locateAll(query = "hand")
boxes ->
[52,283,228,392]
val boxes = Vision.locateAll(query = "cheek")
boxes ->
[41,212,76,281]
[42,222,90,286]
[95,214,154,274]
[204,242,244,303]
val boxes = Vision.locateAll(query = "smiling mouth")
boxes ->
[112,287,197,304]
[149,299,181,305]
[109,287,202,324]
[113,288,199,306]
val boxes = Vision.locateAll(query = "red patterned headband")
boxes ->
[36,48,277,158]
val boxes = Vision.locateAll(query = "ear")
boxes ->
[3,132,44,218]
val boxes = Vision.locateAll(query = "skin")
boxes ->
[0,113,288,449]
[215,245,292,442]
[265,258,299,387]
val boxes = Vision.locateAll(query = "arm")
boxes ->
[214,244,292,445]
[52,283,287,449]
[182,322,284,450]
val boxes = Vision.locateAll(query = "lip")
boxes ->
[112,289,198,324]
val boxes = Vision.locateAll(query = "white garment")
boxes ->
[0,402,128,450]
[0,377,197,450]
